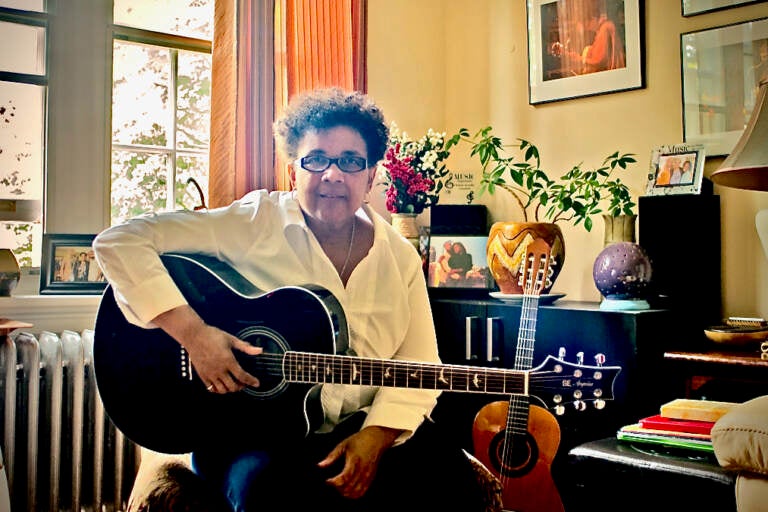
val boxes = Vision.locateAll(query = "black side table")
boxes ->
[560,437,736,512]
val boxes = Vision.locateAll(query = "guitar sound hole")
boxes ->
[490,432,539,478]
[235,326,289,398]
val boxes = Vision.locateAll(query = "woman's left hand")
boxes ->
[318,426,402,499]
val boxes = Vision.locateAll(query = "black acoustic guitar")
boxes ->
[93,253,621,454]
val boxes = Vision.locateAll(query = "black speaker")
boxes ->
[430,204,488,235]
[638,193,721,331]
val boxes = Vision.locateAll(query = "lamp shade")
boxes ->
[710,79,768,192]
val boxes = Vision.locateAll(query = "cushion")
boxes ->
[128,449,231,512]
[711,395,768,476]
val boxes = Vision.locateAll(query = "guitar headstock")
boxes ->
[517,238,552,297]
[528,355,621,414]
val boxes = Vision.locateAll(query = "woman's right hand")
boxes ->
[152,305,262,394]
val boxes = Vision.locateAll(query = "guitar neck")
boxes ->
[514,294,541,371]
[284,351,527,395]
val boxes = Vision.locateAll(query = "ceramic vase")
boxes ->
[602,214,637,246]
[0,248,21,297]
[391,213,420,251]
[592,241,652,310]
[486,221,565,295]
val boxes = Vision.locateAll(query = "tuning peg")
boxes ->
[574,400,586,411]
[594,399,606,410]
[594,353,606,367]
[555,404,565,416]
[576,351,584,365]
[558,346,566,359]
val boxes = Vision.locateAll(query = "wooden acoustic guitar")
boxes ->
[472,238,565,512]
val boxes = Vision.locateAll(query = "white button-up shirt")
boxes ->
[93,190,441,441]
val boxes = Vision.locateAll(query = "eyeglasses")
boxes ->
[295,155,368,173]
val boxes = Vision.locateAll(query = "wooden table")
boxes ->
[664,348,768,402]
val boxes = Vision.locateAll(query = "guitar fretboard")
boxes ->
[284,351,527,395]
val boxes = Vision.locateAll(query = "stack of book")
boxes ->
[617,399,738,453]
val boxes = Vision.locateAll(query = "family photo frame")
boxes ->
[645,144,706,196]
[526,0,644,104]
[682,17,768,156]
[427,235,493,291]
[39,234,107,295]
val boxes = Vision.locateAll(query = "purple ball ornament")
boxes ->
[592,242,652,311]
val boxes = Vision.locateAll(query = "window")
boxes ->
[0,3,47,268]
[110,0,213,225]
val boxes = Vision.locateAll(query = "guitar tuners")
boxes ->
[574,400,587,412]
[555,404,566,416]
[576,351,584,365]
[594,353,606,367]
[594,399,606,410]
[558,346,566,359]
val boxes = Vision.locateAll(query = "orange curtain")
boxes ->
[274,0,367,190]
[209,0,367,205]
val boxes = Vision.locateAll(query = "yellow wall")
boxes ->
[368,0,768,319]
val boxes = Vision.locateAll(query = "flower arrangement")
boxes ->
[380,123,454,214]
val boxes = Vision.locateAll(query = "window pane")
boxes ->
[0,0,44,11]
[0,81,44,201]
[111,150,170,225]
[112,41,171,147]
[0,21,45,75]
[113,0,213,40]
[0,222,41,268]
[176,154,208,210]
[177,50,211,150]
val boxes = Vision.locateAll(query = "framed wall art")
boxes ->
[427,235,493,290]
[682,17,768,156]
[682,0,764,17]
[39,234,107,295]
[644,144,706,196]
[526,0,645,104]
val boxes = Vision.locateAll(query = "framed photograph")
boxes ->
[682,0,763,17]
[40,234,107,295]
[427,235,493,290]
[526,0,644,104]
[645,144,706,196]
[682,17,768,156]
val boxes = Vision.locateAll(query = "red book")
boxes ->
[638,414,715,436]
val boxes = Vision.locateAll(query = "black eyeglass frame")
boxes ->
[295,155,369,174]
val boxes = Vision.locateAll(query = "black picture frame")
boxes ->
[681,17,768,156]
[526,0,645,104]
[682,0,764,17]
[39,234,107,295]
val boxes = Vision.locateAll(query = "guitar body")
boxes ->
[93,253,348,454]
[473,401,564,512]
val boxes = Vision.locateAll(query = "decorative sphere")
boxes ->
[592,242,652,300]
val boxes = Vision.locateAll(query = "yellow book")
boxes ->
[659,399,738,423]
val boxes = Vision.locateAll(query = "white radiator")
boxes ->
[0,329,138,511]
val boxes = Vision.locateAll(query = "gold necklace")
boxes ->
[339,217,356,279]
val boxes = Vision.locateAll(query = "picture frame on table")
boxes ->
[39,234,107,295]
[427,235,493,291]
[682,17,768,156]
[645,144,706,197]
[526,0,644,104]
[682,0,763,17]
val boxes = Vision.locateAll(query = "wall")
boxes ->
[368,0,768,319]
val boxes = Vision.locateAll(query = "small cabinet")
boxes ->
[428,294,680,457]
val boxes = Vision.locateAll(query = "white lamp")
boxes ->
[710,79,768,260]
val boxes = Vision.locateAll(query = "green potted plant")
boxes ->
[456,126,637,232]
[452,126,638,294]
